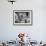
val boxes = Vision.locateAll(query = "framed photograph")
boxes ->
[13,10,33,25]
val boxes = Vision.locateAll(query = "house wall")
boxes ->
[0,0,46,42]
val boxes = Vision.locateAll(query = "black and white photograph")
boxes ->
[13,10,32,25]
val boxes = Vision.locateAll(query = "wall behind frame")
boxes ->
[0,0,46,41]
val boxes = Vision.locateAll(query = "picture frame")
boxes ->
[13,10,33,26]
